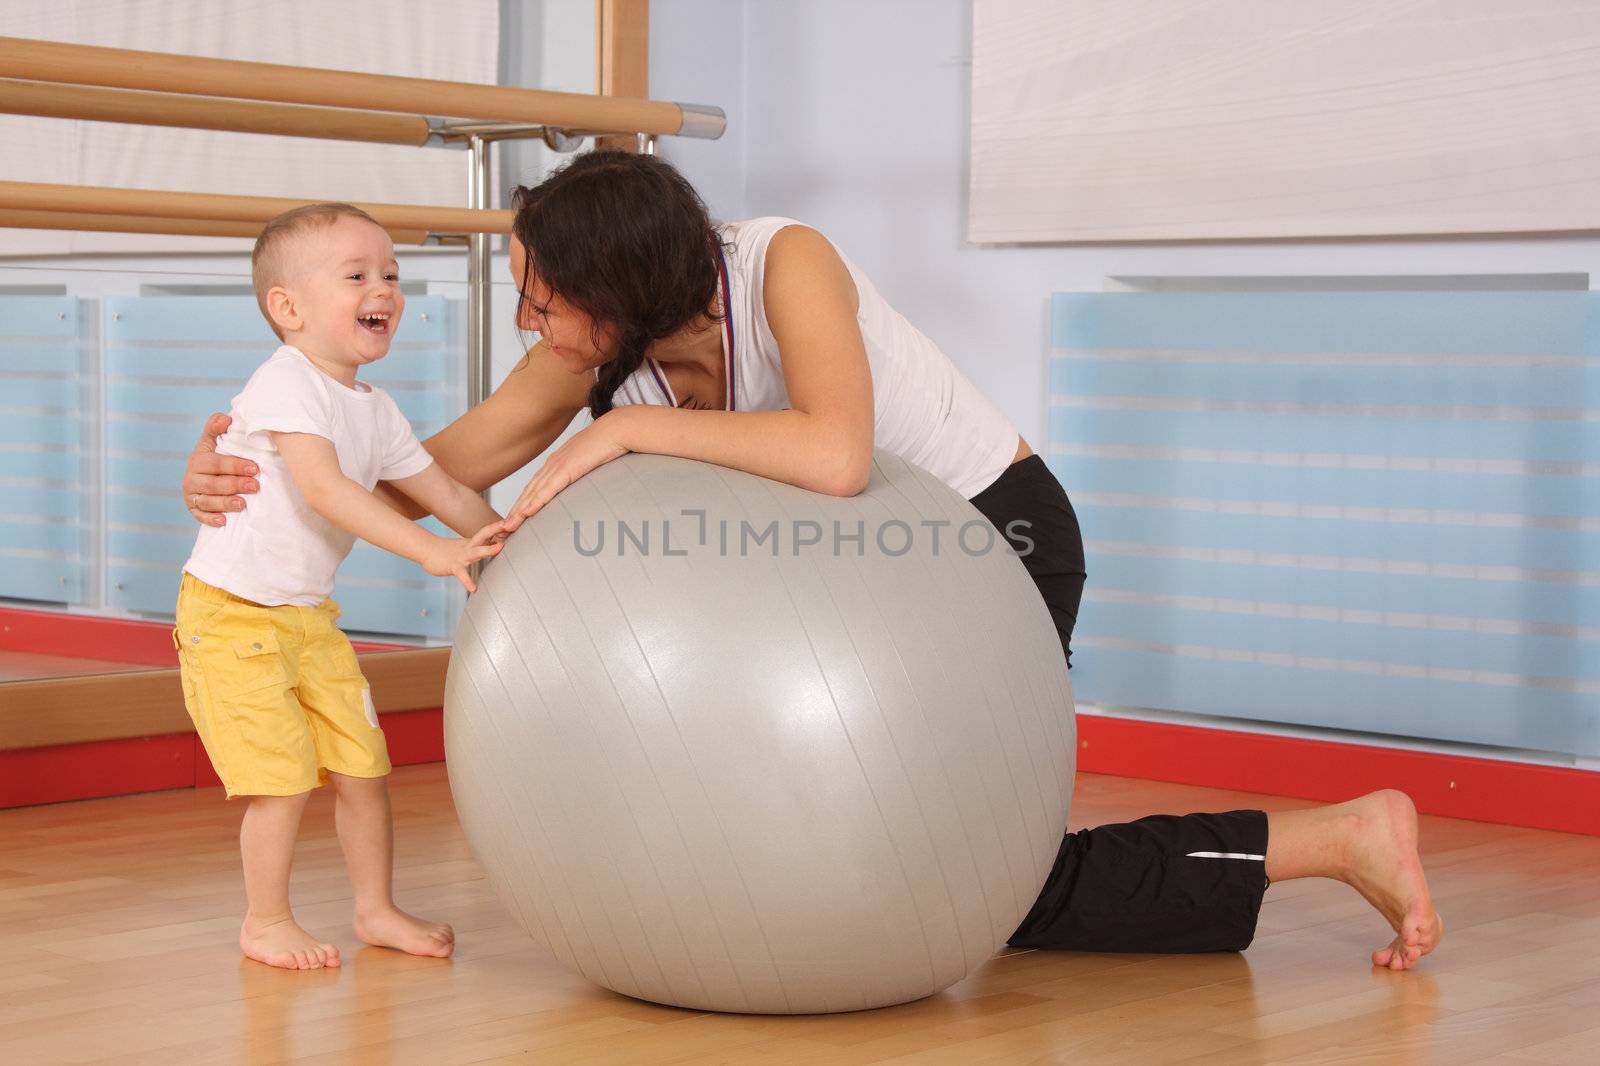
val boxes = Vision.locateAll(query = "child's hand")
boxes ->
[423,521,508,593]
[473,518,510,546]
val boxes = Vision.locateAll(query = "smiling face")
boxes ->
[266,216,404,383]
[508,234,618,376]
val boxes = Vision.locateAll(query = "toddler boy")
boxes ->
[177,203,503,970]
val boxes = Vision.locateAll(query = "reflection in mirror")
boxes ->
[0,1,600,690]
[0,258,477,685]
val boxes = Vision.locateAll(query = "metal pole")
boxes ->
[465,133,495,563]
[466,134,492,409]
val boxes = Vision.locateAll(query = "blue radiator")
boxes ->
[1049,291,1599,757]
[0,296,90,605]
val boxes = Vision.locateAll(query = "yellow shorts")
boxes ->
[175,573,390,799]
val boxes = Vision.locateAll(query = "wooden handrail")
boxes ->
[0,208,429,244]
[0,35,696,135]
[0,79,432,146]
[0,181,512,235]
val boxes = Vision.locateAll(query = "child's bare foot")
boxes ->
[354,906,455,958]
[1338,790,1444,970]
[240,913,341,970]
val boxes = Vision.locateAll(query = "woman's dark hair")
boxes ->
[510,151,725,419]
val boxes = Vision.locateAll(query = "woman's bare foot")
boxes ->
[1335,791,1444,970]
[354,906,455,958]
[240,913,341,970]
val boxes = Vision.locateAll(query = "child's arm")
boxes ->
[272,432,503,592]
[386,461,503,537]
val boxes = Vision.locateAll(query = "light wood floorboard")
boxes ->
[2,767,1596,1065]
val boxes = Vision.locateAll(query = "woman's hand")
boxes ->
[183,414,259,527]
[502,413,632,532]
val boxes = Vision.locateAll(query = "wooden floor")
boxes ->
[2,766,1597,1065]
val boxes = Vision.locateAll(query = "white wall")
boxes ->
[653,0,1600,451]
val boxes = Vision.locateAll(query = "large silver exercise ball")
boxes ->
[444,452,1075,1014]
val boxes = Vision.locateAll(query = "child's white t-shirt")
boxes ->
[183,345,434,607]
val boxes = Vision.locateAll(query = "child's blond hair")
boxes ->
[251,203,386,340]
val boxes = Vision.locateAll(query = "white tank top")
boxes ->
[609,216,1019,499]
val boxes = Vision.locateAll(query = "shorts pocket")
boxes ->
[195,623,289,698]
[225,629,287,692]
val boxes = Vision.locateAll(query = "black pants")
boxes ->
[969,455,1086,670]
[970,455,1268,952]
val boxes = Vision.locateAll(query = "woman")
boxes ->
[184,151,1442,969]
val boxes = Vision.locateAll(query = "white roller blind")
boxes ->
[969,0,1600,243]
[0,0,499,255]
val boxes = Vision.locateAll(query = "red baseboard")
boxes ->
[1076,715,1600,837]
[2,708,444,809]
[0,734,197,808]
[0,605,406,668]
[380,707,446,765]
[6,709,1596,836]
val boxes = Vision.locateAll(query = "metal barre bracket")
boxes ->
[424,101,724,150]
[542,127,586,153]
[423,119,585,152]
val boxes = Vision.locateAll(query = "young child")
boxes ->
[176,203,505,971]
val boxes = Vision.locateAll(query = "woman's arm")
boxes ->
[274,433,503,592]
[628,225,875,491]
[385,462,504,536]
[424,341,590,493]
[185,341,588,524]
[377,341,588,519]
[504,226,876,527]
